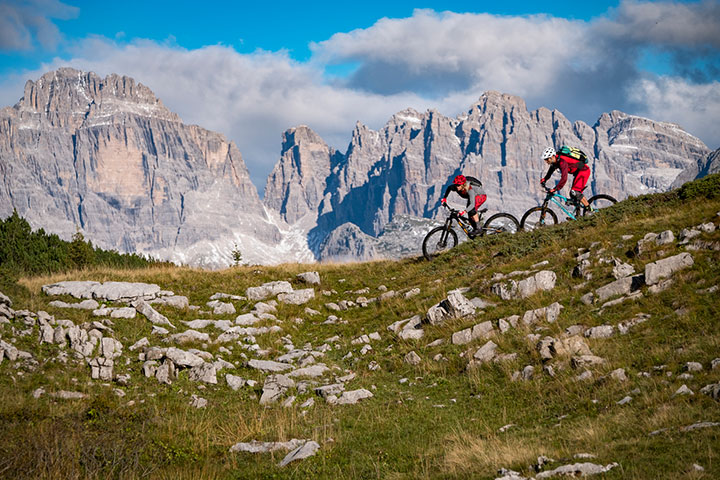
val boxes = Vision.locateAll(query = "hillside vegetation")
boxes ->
[0,175,719,479]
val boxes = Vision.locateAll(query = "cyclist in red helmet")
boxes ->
[441,174,486,237]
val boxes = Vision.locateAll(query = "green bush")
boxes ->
[0,210,167,279]
[679,172,720,200]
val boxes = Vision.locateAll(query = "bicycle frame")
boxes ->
[442,209,478,239]
[543,192,582,220]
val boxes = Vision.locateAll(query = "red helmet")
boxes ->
[453,175,466,186]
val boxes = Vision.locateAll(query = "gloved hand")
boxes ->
[540,177,546,185]
[549,187,557,193]
[440,198,447,205]
[459,210,466,216]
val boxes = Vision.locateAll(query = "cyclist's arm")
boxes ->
[542,164,558,183]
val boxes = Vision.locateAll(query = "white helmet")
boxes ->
[541,147,556,160]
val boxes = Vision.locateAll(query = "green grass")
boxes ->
[1,174,719,479]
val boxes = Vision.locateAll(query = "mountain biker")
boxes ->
[440,174,486,237]
[539,147,591,209]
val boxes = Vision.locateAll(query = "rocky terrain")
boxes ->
[1,178,719,477]
[1,68,717,266]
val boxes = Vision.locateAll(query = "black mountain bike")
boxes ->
[520,188,617,231]
[422,205,520,260]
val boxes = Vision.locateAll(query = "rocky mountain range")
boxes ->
[0,68,716,266]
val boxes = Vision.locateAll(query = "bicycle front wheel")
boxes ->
[520,207,558,231]
[422,226,458,260]
[481,213,520,236]
[582,194,617,216]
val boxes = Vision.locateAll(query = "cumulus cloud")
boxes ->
[629,75,720,145]
[312,9,592,99]
[307,1,719,147]
[0,0,78,51]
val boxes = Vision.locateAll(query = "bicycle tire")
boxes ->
[520,206,558,231]
[481,213,520,236]
[422,226,458,260]
[582,194,618,216]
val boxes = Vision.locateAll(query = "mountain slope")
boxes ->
[0,174,718,478]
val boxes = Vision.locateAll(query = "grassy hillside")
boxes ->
[1,175,719,479]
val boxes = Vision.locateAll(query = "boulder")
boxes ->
[645,253,694,285]
[260,374,295,405]
[296,272,321,285]
[246,281,293,300]
[278,288,315,305]
[278,441,321,467]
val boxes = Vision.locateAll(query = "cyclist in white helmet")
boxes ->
[540,146,591,209]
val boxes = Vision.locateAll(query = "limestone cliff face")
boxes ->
[0,68,279,266]
[264,91,711,260]
[263,126,341,225]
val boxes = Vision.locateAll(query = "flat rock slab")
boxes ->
[248,359,294,372]
[278,441,320,467]
[229,438,308,454]
[42,281,161,301]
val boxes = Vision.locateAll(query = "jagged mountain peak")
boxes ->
[15,67,179,128]
[469,90,529,114]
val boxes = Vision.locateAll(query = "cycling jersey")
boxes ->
[543,154,590,192]
[442,175,487,214]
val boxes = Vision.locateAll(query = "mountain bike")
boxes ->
[520,188,617,231]
[422,205,520,260]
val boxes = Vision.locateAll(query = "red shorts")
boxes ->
[572,169,590,192]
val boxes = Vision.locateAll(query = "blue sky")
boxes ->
[1,0,719,192]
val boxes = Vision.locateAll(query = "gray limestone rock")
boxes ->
[595,274,644,301]
[451,321,494,346]
[404,351,422,366]
[151,295,190,309]
[297,272,321,285]
[248,359,294,373]
[260,374,295,405]
[230,438,307,454]
[246,281,293,300]
[334,389,374,405]
[133,300,176,329]
[278,441,321,467]
[188,363,218,384]
[517,271,557,298]
[278,288,315,305]
[536,462,618,478]
[472,340,498,363]
[645,253,694,285]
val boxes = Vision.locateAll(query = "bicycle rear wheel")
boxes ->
[422,226,458,260]
[520,206,558,231]
[582,194,618,216]
[481,213,520,236]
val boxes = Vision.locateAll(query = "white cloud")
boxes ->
[598,0,720,48]
[0,0,78,51]
[629,75,720,146]
[312,9,591,99]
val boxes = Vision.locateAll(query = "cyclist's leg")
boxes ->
[572,168,591,207]
[468,194,487,232]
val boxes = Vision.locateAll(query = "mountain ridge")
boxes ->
[0,68,716,266]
